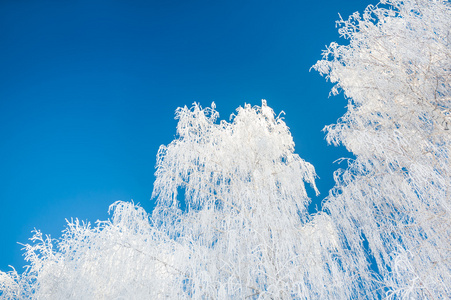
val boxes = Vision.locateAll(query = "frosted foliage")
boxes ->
[0,103,347,299]
[314,0,451,298]
[153,101,317,217]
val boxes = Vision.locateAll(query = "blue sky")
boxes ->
[0,0,374,272]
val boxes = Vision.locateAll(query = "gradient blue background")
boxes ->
[0,0,374,272]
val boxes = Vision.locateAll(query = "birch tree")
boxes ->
[313,0,451,298]
[151,101,346,298]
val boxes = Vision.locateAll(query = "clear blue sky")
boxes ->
[0,0,374,272]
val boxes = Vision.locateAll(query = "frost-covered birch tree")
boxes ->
[150,102,346,298]
[313,0,451,298]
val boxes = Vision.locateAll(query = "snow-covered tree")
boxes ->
[0,201,182,299]
[151,102,346,298]
[313,0,451,298]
